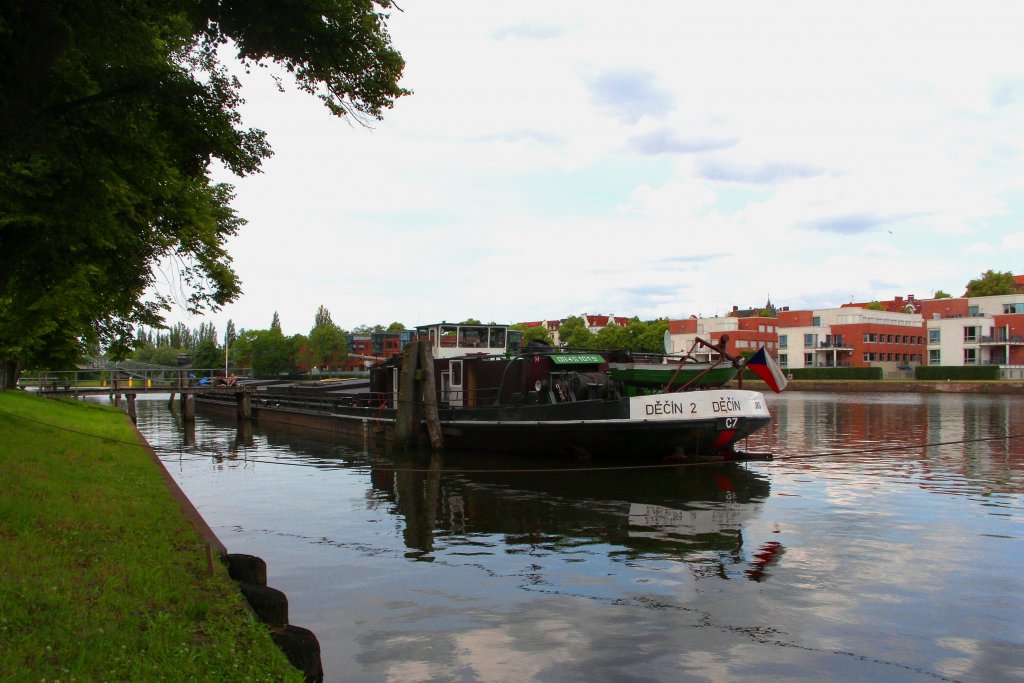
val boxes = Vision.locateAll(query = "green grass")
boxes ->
[0,391,303,682]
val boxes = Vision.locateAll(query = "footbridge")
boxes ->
[19,358,254,423]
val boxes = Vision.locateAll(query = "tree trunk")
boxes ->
[1,359,20,390]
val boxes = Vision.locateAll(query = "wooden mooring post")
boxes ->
[125,393,137,424]
[394,341,444,451]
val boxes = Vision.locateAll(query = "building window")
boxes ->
[1004,304,1023,314]
[964,348,977,365]
[863,333,870,343]
[804,333,816,347]
[779,335,788,349]
[780,353,788,366]
[928,329,940,344]
[804,353,814,366]
[863,353,870,362]
[758,324,766,333]
[968,305,980,317]
[964,327,978,343]
[929,349,941,364]
[812,316,821,326]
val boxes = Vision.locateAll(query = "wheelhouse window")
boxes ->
[488,327,506,350]
[458,326,488,348]
[440,325,458,347]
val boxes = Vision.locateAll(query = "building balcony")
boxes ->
[817,341,853,350]
[979,335,1024,345]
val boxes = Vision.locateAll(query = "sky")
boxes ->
[166,0,1024,337]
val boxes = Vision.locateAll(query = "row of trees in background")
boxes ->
[131,307,413,378]
[514,316,670,354]
[128,312,673,378]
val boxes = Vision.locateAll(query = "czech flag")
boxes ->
[745,347,788,393]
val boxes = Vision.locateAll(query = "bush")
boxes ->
[785,367,883,380]
[914,365,1000,381]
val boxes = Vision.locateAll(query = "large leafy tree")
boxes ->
[0,0,407,388]
[558,316,595,349]
[964,270,1016,297]
[304,304,347,371]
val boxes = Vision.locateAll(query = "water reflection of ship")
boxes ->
[371,451,778,577]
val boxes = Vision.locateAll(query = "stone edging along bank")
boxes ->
[125,416,324,683]
[735,379,1024,394]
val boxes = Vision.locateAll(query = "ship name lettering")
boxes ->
[712,398,742,413]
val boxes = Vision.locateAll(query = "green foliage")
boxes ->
[516,325,553,346]
[558,316,595,348]
[304,309,348,371]
[786,367,883,380]
[313,305,333,328]
[244,328,298,378]
[865,301,886,311]
[964,270,1016,297]
[0,0,407,379]
[933,290,952,299]
[191,338,223,370]
[915,365,1000,381]
[594,323,628,349]
[385,321,406,332]
[590,319,669,354]
[460,318,482,325]
[223,319,237,348]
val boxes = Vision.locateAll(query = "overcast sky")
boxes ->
[167,0,1024,336]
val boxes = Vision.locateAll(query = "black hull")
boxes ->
[438,413,771,460]
[197,392,771,462]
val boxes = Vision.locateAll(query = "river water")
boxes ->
[125,392,1024,682]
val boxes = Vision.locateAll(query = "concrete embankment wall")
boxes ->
[735,379,1024,394]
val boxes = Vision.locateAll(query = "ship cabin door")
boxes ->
[441,359,464,407]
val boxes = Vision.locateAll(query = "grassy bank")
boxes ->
[0,391,302,681]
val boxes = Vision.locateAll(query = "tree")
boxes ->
[385,322,406,332]
[513,324,553,346]
[314,305,334,329]
[594,323,629,350]
[249,328,297,378]
[191,338,223,371]
[933,290,952,299]
[0,1,408,388]
[270,312,282,333]
[865,302,886,311]
[223,319,237,348]
[558,316,595,349]
[305,309,348,372]
[964,270,1015,297]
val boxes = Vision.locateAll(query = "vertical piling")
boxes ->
[126,393,137,424]
[394,342,421,448]
[181,392,195,421]
[418,343,444,450]
[237,389,251,420]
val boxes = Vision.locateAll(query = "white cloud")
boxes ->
[177,0,1024,335]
